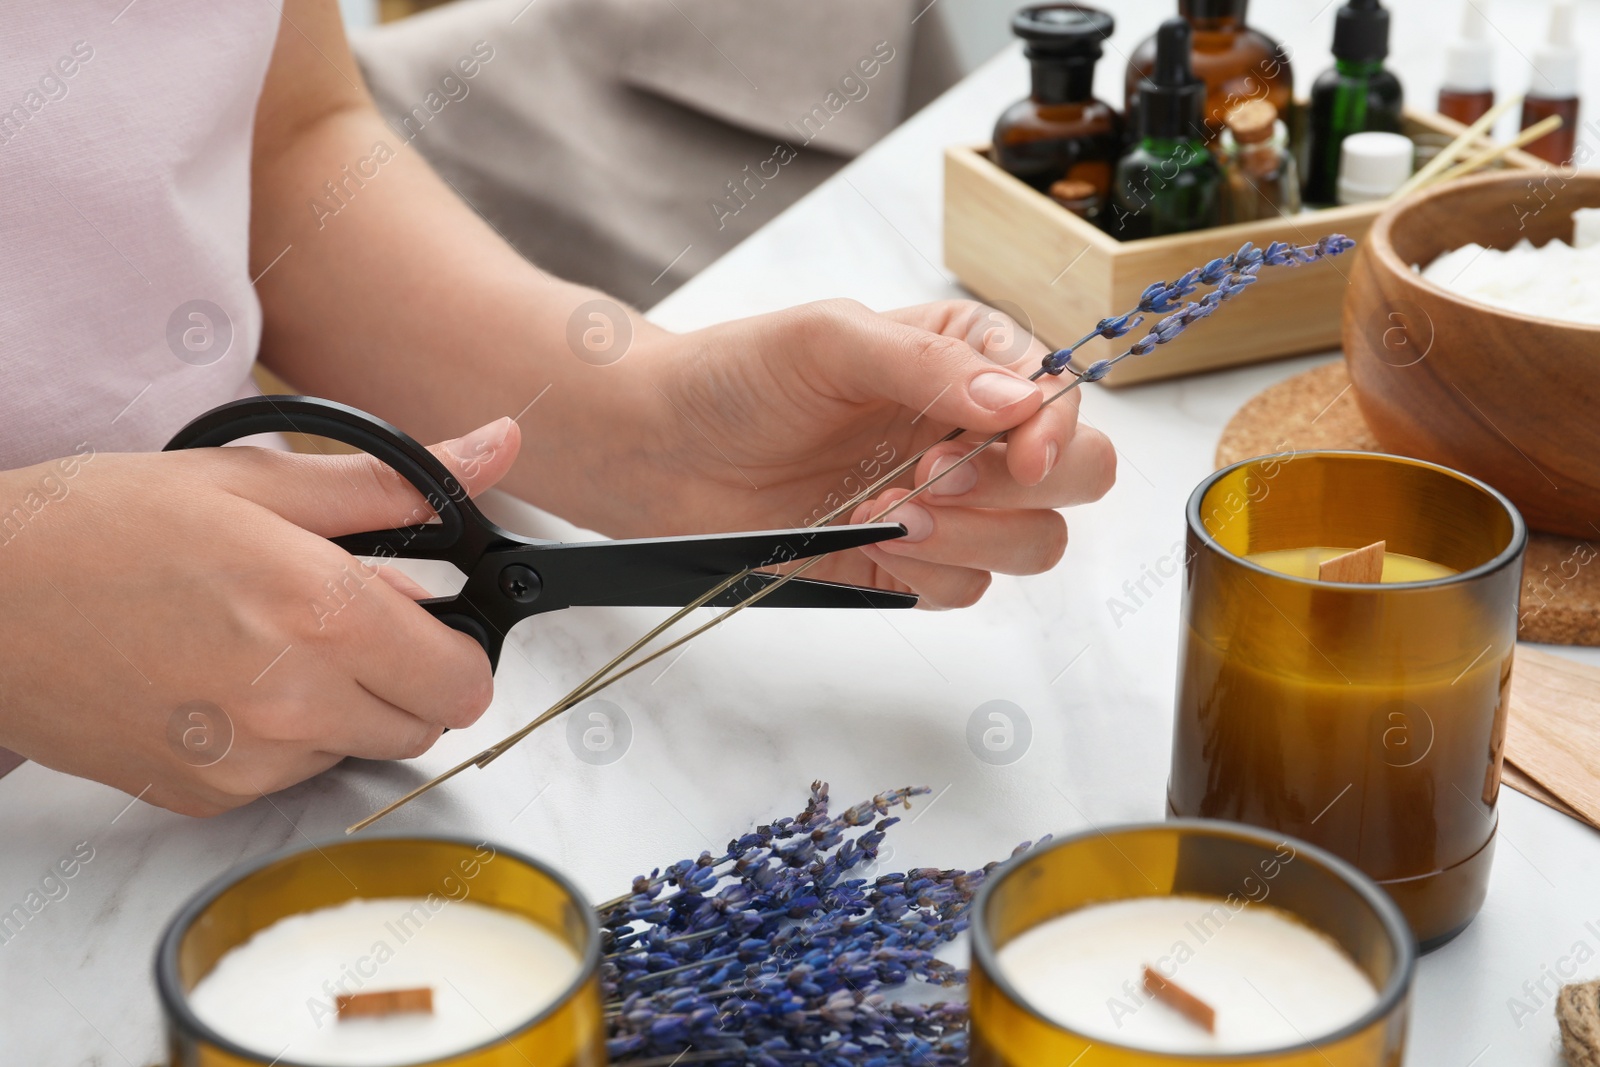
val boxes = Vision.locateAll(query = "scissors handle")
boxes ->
[163,395,494,568]
[164,396,519,658]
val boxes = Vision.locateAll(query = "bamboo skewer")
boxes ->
[1391,95,1522,199]
[1430,114,1564,186]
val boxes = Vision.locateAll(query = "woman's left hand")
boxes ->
[614,299,1117,608]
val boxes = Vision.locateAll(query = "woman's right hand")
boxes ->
[0,417,521,816]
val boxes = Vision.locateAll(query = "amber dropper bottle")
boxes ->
[1520,1,1580,166]
[1125,0,1294,145]
[1437,3,1494,125]
[991,4,1122,201]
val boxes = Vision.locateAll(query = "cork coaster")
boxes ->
[1217,361,1600,648]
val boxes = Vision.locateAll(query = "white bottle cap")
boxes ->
[1443,3,1494,93]
[1337,132,1414,204]
[1529,1,1580,99]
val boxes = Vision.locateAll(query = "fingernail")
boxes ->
[969,372,1038,411]
[1043,440,1059,478]
[928,455,978,496]
[883,500,933,544]
[458,417,512,457]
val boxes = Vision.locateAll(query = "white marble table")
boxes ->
[7,4,1600,1063]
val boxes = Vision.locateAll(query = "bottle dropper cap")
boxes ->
[1332,0,1391,64]
[1137,18,1207,140]
[1443,3,1494,93]
[1336,131,1413,204]
[1528,1,1579,100]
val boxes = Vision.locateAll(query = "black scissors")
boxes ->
[165,396,916,669]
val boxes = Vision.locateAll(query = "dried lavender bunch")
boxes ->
[601,782,1041,1067]
[1036,235,1356,383]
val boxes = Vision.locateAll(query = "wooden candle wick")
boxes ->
[1318,541,1386,584]
[1143,965,1217,1034]
[336,987,434,1020]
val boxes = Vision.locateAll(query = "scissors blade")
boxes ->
[514,522,911,610]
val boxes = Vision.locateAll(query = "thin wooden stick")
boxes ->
[1429,114,1564,186]
[344,426,975,833]
[426,420,1020,775]
[346,367,1092,833]
[1392,95,1522,199]
[470,371,1096,769]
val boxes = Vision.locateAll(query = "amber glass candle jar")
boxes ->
[1169,452,1525,950]
[157,836,604,1067]
[970,821,1413,1066]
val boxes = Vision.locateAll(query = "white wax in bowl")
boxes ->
[1418,208,1600,325]
[188,897,581,1066]
[996,895,1379,1054]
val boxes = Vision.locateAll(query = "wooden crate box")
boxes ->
[943,110,1540,385]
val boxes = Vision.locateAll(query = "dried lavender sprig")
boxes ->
[516,238,1357,713]
[476,236,1359,745]
[512,238,1337,764]
[602,784,1040,1067]
[345,236,1356,835]
[1039,235,1349,376]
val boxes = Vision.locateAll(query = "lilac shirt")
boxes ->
[0,2,280,472]
[0,4,280,777]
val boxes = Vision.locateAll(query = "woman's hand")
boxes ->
[619,299,1117,608]
[0,419,521,815]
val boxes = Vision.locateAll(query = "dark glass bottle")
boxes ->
[1125,0,1294,145]
[1519,2,1580,166]
[992,5,1122,204]
[1303,0,1403,207]
[1109,19,1221,240]
[1437,2,1494,125]
[1522,96,1580,165]
[1438,89,1494,125]
[1049,178,1101,221]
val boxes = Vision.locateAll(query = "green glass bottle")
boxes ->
[1303,0,1404,207]
[1108,18,1220,240]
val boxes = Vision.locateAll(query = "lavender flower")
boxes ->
[1040,235,1354,381]
[602,782,1041,1067]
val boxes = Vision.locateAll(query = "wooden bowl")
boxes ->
[1342,170,1600,538]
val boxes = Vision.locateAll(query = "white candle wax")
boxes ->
[1418,209,1600,325]
[996,895,1378,1054]
[189,897,580,1066]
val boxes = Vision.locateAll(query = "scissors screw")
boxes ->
[498,564,542,604]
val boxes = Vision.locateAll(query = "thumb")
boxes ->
[232,416,523,537]
[804,301,1044,434]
